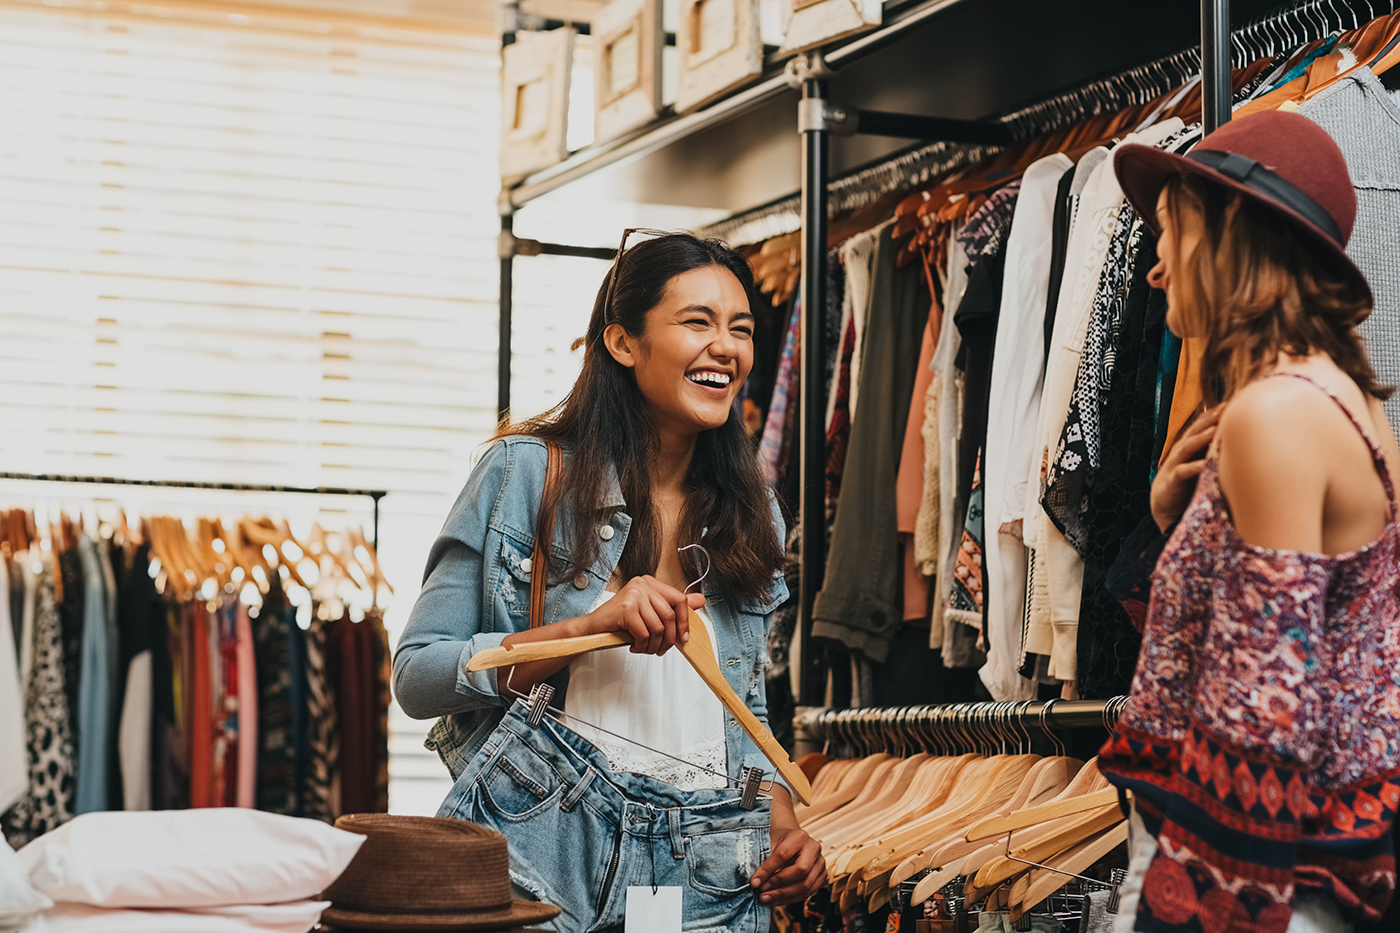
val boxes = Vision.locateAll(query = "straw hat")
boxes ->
[1112,109,1371,305]
[320,815,561,931]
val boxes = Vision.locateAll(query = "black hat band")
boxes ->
[1186,148,1344,246]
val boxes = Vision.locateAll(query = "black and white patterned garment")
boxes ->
[301,616,339,822]
[1040,203,1137,555]
[2,563,76,847]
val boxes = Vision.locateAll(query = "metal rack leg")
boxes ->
[798,78,830,706]
[372,493,382,550]
[498,213,515,422]
[1201,0,1232,133]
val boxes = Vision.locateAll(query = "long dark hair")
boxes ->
[1163,173,1389,406]
[497,233,784,600]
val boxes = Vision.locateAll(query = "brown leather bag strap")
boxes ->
[529,440,562,629]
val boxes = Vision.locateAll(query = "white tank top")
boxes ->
[563,591,728,790]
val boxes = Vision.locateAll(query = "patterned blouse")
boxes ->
[1100,373,1400,932]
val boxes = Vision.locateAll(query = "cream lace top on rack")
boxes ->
[563,591,727,791]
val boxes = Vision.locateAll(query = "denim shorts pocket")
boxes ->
[478,745,563,822]
[684,828,770,897]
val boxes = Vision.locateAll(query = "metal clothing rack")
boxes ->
[788,0,1374,702]
[494,0,1377,704]
[0,472,387,548]
[797,698,1130,757]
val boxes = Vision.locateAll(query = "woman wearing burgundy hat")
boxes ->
[1098,109,1400,933]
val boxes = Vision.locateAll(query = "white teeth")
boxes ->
[687,371,731,387]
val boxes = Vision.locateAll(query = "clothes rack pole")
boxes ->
[1202,0,1232,132]
[499,213,515,420]
[797,698,1129,746]
[798,77,830,706]
[0,472,388,548]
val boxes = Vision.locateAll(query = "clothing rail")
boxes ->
[786,0,1378,704]
[0,472,387,548]
[796,698,1130,756]
[706,0,1370,246]
[493,0,1379,703]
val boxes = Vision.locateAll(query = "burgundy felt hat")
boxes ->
[1113,109,1372,304]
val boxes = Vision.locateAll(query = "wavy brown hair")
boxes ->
[496,233,784,601]
[1161,173,1387,407]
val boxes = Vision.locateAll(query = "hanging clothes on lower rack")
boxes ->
[0,502,392,848]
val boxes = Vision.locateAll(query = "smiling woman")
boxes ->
[392,231,827,932]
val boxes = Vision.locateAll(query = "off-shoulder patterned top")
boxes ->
[1100,372,1400,933]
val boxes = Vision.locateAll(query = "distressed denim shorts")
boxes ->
[438,699,772,933]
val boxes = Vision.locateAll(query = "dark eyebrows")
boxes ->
[677,304,755,323]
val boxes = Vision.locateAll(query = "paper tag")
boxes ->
[625,886,682,933]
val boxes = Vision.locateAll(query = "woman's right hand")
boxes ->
[1151,406,1221,532]
[583,575,705,656]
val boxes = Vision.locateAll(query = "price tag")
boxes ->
[625,886,682,933]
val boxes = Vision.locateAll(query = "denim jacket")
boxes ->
[392,436,790,789]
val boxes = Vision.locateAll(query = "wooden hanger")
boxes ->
[240,518,311,589]
[823,754,965,877]
[823,750,980,885]
[965,783,1124,841]
[469,608,812,803]
[859,753,1039,897]
[821,754,973,876]
[307,522,354,581]
[826,755,976,880]
[973,802,1122,890]
[348,526,393,597]
[946,759,1110,890]
[810,756,855,792]
[805,753,931,848]
[898,755,1083,898]
[797,753,897,823]
[844,754,1037,888]
[1009,822,1129,923]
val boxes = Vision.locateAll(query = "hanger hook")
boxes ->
[1039,699,1067,757]
[678,543,711,596]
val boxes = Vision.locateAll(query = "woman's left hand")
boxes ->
[749,826,825,906]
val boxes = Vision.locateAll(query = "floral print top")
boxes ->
[1100,373,1400,933]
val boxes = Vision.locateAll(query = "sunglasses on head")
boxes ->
[597,227,678,327]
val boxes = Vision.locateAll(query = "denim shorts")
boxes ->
[438,699,772,933]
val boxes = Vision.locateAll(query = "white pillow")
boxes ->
[24,900,330,933]
[18,810,364,909]
[1,835,53,929]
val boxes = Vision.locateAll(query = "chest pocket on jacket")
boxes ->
[497,535,535,614]
[737,575,790,617]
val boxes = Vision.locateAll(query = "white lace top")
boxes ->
[563,592,728,790]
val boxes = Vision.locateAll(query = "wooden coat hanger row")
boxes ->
[467,544,813,804]
[792,699,1131,918]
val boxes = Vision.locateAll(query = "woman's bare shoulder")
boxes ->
[1217,375,1337,550]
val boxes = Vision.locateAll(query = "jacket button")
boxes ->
[520,557,533,574]
[598,524,615,541]
[574,574,589,589]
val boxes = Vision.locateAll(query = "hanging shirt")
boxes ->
[1029,118,1187,685]
[564,591,727,791]
[979,151,1073,703]
[74,534,113,815]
